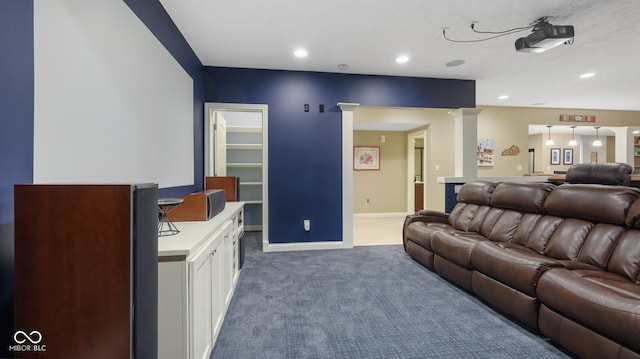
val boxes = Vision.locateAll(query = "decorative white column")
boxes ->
[613,126,634,166]
[449,108,482,178]
[338,102,359,249]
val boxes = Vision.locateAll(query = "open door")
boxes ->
[205,103,268,245]
[214,112,227,176]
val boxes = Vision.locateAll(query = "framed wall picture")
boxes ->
[477,138,494,166]
[550,148,561,165]
[353,146,380,170]
[563,148,573,165]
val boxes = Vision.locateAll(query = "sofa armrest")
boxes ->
[414,210,450,224]
[402,211,450,250]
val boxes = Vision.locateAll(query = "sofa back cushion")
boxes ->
[624,198,640,228]
[525,216,564,254]
[448,204,483,232]
[467,206,492,233]
[545,218,593,261]
[456,181,496,204]
[608,230,640,283]
[565,162,633,186]
[576,224,624,269]
[544,184,640,225]
[511,213,542,245]
[448,182,497,231]
[486,210,523,242]
[491,182,555,213]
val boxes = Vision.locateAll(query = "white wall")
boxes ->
[33,0,194,188]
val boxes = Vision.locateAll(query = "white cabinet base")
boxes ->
[158,203,244,359]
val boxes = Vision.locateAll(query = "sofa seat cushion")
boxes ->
[431,231,486,270]
[537,267,640,353]
[470,241,562,297]
[406,222,455,251]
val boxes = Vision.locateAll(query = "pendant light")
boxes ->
[593,126,602,147]
[545,125,554,146]
[568,126,578,146]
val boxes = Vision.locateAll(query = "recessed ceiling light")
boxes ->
[395,55,410,64]
[337,64,349,71]
[445,59,465,67]
[294,49,308,58]
[579,72,595,79]
[498,95,509,100]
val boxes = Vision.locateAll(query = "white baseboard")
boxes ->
[353,212,409,218]
[244,225,262,232]
[262,240,352,252]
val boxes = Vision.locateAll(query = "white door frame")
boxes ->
[407,129,427,212]
[205,102,269,247]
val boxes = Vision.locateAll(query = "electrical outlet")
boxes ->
[304,104,309,112]
[304,219,310,231]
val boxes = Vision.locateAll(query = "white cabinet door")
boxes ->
[231,210,242,285]
[221,222,234,308]
[189,239,216,359]
[210,237,224,336]
[211,220,232,344]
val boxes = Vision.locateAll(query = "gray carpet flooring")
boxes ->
[211,233,570,359]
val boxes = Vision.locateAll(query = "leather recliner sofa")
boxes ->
[403,163,640,359]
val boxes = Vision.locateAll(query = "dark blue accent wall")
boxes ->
[204,67,474,243]
[445,183,463,213]
[0,0,33,224]
[0,1,34,355]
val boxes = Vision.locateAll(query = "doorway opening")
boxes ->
[528,148,535,174]
[350,106,431,246]
[407,129,427,213]
[205,103,269,248]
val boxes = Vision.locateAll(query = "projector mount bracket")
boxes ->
[442,16,574,53]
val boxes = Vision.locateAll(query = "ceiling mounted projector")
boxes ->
[515,19,574,53]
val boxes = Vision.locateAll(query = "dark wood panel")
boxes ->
[206,176,238,201]
[14,185,132,359]
[167,191,208,221]
[415,182,424,212]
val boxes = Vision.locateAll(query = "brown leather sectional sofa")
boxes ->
[403,163,640,359]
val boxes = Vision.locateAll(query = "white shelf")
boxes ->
[243,200,262,204]
[227,162,263,168]
[227,126,262,133]
[240,181,262,186]
[227,144,262,150]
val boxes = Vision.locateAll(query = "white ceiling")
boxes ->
[160,0,640,112]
